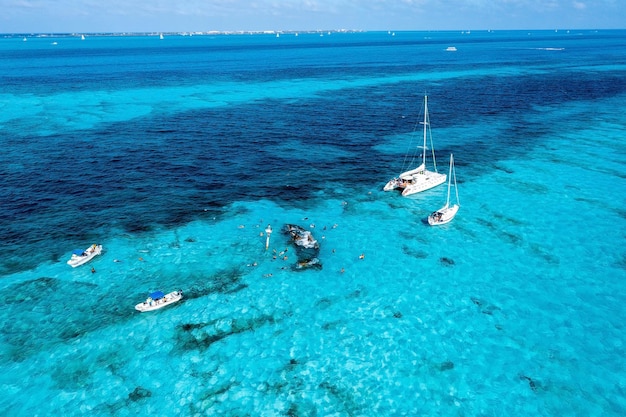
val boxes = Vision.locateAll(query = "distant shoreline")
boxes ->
[3,28,623,38]
[2,29,366,38]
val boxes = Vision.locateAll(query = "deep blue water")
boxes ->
[1,30,626,416]
[3,30,625,274]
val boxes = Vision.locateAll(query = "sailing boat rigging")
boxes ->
[383,95,446,196]
[428,154,460,226]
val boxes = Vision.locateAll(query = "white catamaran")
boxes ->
[384,95,446,196]
[428,154,460,226]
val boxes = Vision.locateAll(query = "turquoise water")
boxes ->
[1,30,626,416]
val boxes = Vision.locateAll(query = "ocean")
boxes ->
[1,30,625,416]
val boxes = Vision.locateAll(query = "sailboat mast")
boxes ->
[422,96,428,167]
[453,155,460,206]
[447,154,453,206]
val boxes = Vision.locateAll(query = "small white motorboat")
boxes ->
[67,244,102,267]
[135,290,183,312]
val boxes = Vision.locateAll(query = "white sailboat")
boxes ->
[428,154,459,226]
[383,96,446,196]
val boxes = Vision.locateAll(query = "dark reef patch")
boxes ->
[185,267,248,299]
[128,386,152,402]
[530,243,560,265]
[501,230,522,245]
[476,218,496,231]
[493,163,514,174]
[318,380,362,415]
[322,320,341,331]
[314,297,333,310]
[175,314,278,353]
[520,375,539,392]
[1,276,135,363]
[440,257,455,266]
[2,277,60,305]
[346,287,366,299]
[471,297,501,315]
[402,245,428,259]
[614,252,626,270]
[439,361,455,371]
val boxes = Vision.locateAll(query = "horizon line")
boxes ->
[3,28,622,37]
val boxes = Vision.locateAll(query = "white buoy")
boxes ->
[265,224,272,250]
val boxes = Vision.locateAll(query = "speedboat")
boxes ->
[67,244,102,267]
[135,290,183,312]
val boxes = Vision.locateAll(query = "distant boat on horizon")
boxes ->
[159,33,164,40]
[446,46,457,52]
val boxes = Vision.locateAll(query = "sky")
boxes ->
[0,0,623,33]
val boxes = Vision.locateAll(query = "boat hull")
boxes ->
[135,291,183,312]
[383,180,397,191]
[428,204,459,225]
[401,171,447,196]
[383,178,405,191]
[67,245,102,267]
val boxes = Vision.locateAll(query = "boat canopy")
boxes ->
[72,249,85,255]
[149,291,165,300]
